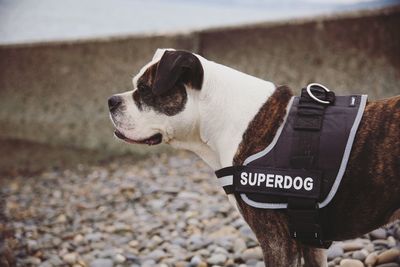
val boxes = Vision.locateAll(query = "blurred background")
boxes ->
[0,1,400,267]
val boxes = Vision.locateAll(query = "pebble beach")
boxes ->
[1,151,399,267]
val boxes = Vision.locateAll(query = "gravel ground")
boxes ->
[1,151,399,267]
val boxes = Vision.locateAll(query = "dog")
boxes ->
[108,48,400,267]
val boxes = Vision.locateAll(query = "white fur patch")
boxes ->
[110,49,276,211]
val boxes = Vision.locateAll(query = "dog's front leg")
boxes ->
[238,202,301,266]
[237,201,327,267]
[302,246,327,267]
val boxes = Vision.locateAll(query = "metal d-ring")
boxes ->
[306,83,331,104]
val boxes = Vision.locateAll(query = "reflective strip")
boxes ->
[244,97,295,165]
[317,94,368,208]
[241,193,287,209]
[218,175,233,187]
[241,94,368,209]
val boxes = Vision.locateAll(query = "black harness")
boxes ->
[215,84,368,248]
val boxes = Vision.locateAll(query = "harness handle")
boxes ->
[306,83,332,105]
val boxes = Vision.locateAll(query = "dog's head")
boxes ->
[108,49,204,146]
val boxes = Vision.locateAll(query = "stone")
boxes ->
[190,255,203,265]
[174,261,189,267]
[56,214,67,223]
[373,240,390,247]
[89,259,113,267]
[234,239,247,253]
[387,236,396,248]
[352,249,368,261]
[213,246,229,255]
[188,235,210,251]
[38,261,52,267]
[365,252,379,266]
[207,253,227,265]
[52,237,62,246]
[27,239,39,251]
[128,240,139,248]
[24,257,42,265]
[339,259,364,267]
[242,247,263,261]
[370,228,387,240]
[341,241,364,252]
[327,244,344,260]
[377,249,400,264]
[141,259,156,267]
[85,232,103,243]
[48,255,64,266]
[239,225,255,238]
[114,254,126,263]
[208,226,238,239]
[225,258,235,267]
[376,264,400,267]
[246,259,260,266]
[146,249,166,261]
[63,253,78,264]
[74,234,85,245]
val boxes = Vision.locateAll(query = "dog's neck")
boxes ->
[171,58,276,170]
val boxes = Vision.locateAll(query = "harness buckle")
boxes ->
[306,83,332,105]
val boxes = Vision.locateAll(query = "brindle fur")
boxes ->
[233,86,400,267]
[134,63,188,116]
[133,51,203,116]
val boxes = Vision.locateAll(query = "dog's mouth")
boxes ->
[114,129,163,146]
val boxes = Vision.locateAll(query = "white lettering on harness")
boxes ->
[240,172,314,191]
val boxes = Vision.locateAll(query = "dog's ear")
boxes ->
[152,50,203,96]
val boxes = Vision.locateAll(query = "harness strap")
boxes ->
[287,85,334,248]
[215,166,241,194]
[214,84,351,249]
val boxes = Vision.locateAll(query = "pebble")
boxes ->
[242,247,263,261]
[113,253,126,263]
[27,239,39,251]
[146,249,166,261]
[377,248,400,264]
[234,239,247,253]
[376,264,400,267]
[56,214,67,223]
[62,252,78,264]
[207,253,227,265]
[352,249,369,261]
[48,255,64,266]
[342,241,364,252]
[340,259,364,267]
[74,234,85,245]
[387,236,397,248]
[365,252,379,266]
[370,228,387,240]
[38,261,52,267]
[190,255,203,265]
[128,240,139,248]
[2,152,400,267]
[327,244,344,260]
[90,258,113,267]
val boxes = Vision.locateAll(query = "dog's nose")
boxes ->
[108,95,122,112]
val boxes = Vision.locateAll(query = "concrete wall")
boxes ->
[0,7,399,155]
